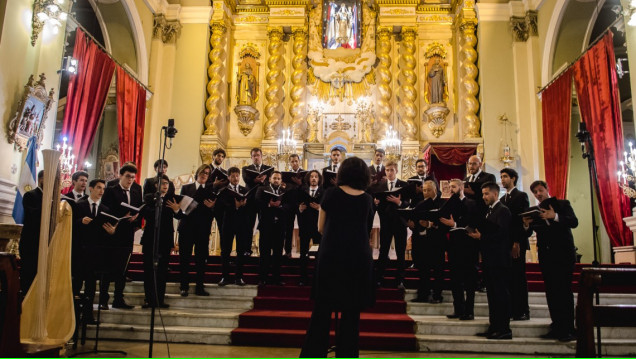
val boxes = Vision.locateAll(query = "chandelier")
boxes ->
[378,126,402,161]
[618,142,636,198]
[277,129,297,169]
[56,137,76,188]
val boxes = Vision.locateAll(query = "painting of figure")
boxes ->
[17,96,46,138]
[322,0,360,49]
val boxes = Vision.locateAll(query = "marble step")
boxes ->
[85,324,232,345]
[118,281,259,297]
[94,306,243,328]
[404,289,636,306]
[416,334,636,356]
[411,315,636,339]
[94,292,254,311]
[407,302,551,318]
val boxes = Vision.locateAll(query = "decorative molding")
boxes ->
[510,15,529,42]
[165,4,181,20]
[417,14,453,23]
[234,14,269,23]
[179,6,212,24]
[416,4,452,13]
[270,7,305,16]
[526,10,538,37]
[153,14,182,44]
[379,7,416,16]
[0,177,17,218]
[475,3,509,22]
[376,0,419,5]
[143,0,169,14]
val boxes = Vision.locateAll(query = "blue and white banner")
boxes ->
[12,136,38,224]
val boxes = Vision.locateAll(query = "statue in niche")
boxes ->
[323,0,360,49]
[428,57,446,104]
[237,63,257,106]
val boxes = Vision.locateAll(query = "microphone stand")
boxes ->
[575,121,602,356]
[149,120,177,358]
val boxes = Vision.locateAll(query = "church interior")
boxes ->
[1,0,636,357]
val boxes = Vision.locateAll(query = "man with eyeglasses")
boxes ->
[100,164,143,310]
[176,164,217,297]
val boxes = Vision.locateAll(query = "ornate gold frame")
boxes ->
[97,141,120,182]
[7,74,55,151]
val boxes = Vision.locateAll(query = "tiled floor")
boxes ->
[65,340,546,358]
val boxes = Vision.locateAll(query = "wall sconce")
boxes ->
[32,0,68,46]
[499,114,515,168]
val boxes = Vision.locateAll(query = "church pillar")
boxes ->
[376,26,393,140]
[263,26,285,140]
[203,21,227,138]
[397,26,418,141]
[459,20,480,139]
[143,12,180,178]
[289,26,308,141]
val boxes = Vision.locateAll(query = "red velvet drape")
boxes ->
[61,29,116,166]
[116,67,147,180]
[423,145,477,181]
[572,33,632,247]
[541,69,572,200]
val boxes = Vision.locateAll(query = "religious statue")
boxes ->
[323,1,358,49]
[237,63,257,106]
[428,57,446,104]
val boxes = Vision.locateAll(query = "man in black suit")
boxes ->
[500,168,531,321]
[63,171,89,202]
[218,167,250,286]
[439,179,479,319]
[141,175,181,308]
[373,161,410,289]
[463,155,497,214]
[107,161,141,191]
[409,180,445,302]
[281,154,304,258]
[143,159,175,197]
[322,147,342,189]
[100,164,143,309]
[19,170,44,295]
[242,148,273,256]
[369,149,385,186]
[208,149,229,238]
[469,182,512,340]
[73,179,117,323]
[256,171,289,285]
[297,170,323,286]
[176,164,216,297]
[523,180,578,342]
[409,159,439,204]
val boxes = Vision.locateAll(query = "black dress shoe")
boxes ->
[84,316,99,325]
[98,303,109,311]
[429,297,443,304]
[446,314,461,319]
[195,288,210,296]
[459,314,475,321]
[235,278,246,286]
[159,302,170,309]
[112,300,134,309]
[512,313,530,321]
[180,290,189,297]
[558,333,576,342]
[410,297,428,303]
[142,302,152,309]
[540,331,558,339]
[487,330,512,340]
[218,278,229,287]
[476,331,491,337]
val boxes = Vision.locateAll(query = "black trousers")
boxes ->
[244,203,259,255]
[510,248,529,317]
[376,215,407,283]
[483,266,511,333]
[259,226,284,281]
[448,242,478,315]
[142,246,170,306]
[178,231,209,290]
[220,228,250,280]
[283,211,296,255]
[299,223,321,279]
[414,239,445,299]
[540,251,575,335]
[99,245,131,304]
[300,302,361,358]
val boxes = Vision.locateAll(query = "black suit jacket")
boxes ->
[176,183,215,235]
[242,164,274,192]
[480,202,512,268]
[411,196,446,241]
[322,165,339,189]
[102,183,143,246]
[19,187,43,266]
[219,185,249,236]
[73,199,112,246]
[143,176,176,198]
[501,188,530,250]
[463,171,497,211]
[256,185,288,231]
[530,198,578,261]
[371,179,410,215]
[141,195,179,254]
[369,164,386,184]
[297,185,323,230]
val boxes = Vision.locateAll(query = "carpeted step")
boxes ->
[252,296,406,313]
[256,285,404,300]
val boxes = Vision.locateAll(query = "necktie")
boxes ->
[311,189,315,197]
[76,193,81,200]
[389,181,394,190]
[377,165,380,173]
[256,165,260,172]
[333,165,336,171]
[123,189,130,204]
[506,193,510,202]
[420,176,425,182]
[469,175,474,182]
[486,207,493,218]
[91,203,97,217]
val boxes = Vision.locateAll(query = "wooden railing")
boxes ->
[576,267,636,357]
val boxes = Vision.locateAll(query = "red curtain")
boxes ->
[423,145,477,181]
[61,29,116,166]
[541,69,572,200]
[116,67,147,180]
[572,33,632,247]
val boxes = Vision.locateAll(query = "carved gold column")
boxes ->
[397,27,417,141]
[375,26,393,139]
[204,21,227,136]
[264,26,285,140]
[289,27,308,140]
[460,20,480,138]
